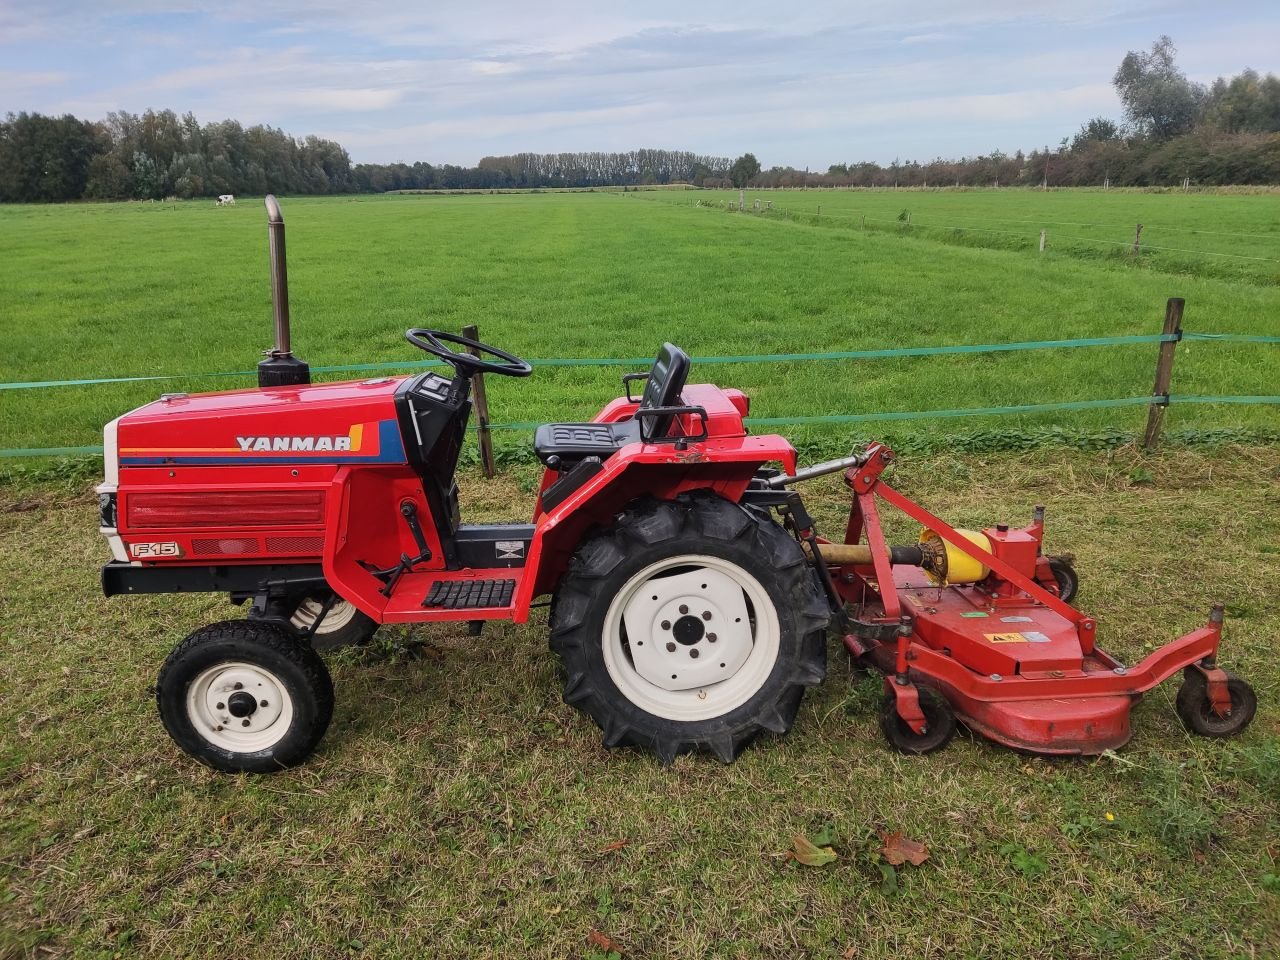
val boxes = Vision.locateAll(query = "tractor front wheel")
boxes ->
[551,495,829,764]
[1175,669,1256,738]
[156,620,334,773]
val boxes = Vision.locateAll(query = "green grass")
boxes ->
[2,447,1278,957]
[1,190,1279,460]
[665,187,1280,284]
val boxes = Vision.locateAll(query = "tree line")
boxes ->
[1,35,1277,203]
[796,38,1280,189]
[0,109,354,203]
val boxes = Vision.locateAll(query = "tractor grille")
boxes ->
[264,535,325,556]
[191,537,260,556]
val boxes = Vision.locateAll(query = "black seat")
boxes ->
[534,342,690,468]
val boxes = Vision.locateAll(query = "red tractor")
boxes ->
[98,198,1256,773]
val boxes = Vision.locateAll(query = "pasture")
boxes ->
[2,190,1279,958]
[2,190,1279,461]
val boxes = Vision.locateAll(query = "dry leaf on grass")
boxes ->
[789,833,838,867]
[587,928,626,955]
[878,828,929,866]
[598,840,629,854]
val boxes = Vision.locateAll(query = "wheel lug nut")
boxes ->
[666,642,677,652]
[701,611,712,621]
[260,700,268,708]
[233,682,243,690]
[661,620,671,630]
[216,702,225,710]
[689,649,700,659]
[707,633,717,642]
[241,719,251,727]
[679,604,689,615]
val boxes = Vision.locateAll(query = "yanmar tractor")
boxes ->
[98,198,1256,773]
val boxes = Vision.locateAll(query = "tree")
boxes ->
[1113,36,1204,140]
[1072,117,1122,148]
[729,152,761,187]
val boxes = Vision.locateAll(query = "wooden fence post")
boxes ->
[1142,298,1185,452]
[1039,229,1046,254]
[1133,223,1143,254]
[462,323,496,477]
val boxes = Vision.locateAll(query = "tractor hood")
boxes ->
[110,377,410,469]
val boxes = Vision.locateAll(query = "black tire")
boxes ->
[1175,669,1256,738]
[879,686,956,754]
[287,593,378,652]
[156,620,335,773]
[550,494,829,764]
[1047,557,1079,604]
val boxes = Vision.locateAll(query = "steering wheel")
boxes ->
[405,329,533,378]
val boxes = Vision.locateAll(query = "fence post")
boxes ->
[739,189,744,212]
[816,204,821,220]
[1142,298,1185,452]
[1039,229,1046,254]
[1133,223,1143,254]
[462,323,496,477]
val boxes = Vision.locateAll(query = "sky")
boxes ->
[1,1,1277,168]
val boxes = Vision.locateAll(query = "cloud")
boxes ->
[2,1,1276,167]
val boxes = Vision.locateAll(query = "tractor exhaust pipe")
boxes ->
[256,195,310,388]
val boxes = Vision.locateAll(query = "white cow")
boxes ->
[216,194,236,206]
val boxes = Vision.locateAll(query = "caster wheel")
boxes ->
[1175,670,1256,738]
[1047,557,1079,604]
[289,592,377,652]
[879,687,956,754]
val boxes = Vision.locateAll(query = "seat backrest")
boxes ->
[638,342,690,439]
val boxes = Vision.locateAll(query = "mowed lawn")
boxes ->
[1,190,1279,460]
[661,187,1280,285]
[2,447,1278,958]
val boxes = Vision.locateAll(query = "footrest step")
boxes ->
[423,578,516,610]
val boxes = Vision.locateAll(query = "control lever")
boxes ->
[360,500,435,597]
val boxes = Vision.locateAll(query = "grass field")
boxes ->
[652,188,1280,285]
[1,189,1279,464]
[2,191,1279,957]
[3,448,1278,958]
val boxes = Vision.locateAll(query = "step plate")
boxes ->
[423,578,517,610]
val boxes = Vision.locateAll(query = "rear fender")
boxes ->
[519,434,797,611]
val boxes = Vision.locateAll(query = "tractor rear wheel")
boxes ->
[289,593,377,651]
[1175,669,1256,738]
[550,494,829,764]
[156,620,334,773]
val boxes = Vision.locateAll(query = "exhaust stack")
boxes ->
[256,195,311,388]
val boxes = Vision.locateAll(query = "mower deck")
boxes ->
[821,444,1245,756]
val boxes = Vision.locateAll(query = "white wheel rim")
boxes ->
[185,661,294,753]
[602,554,780,722]
[290,597,357,635]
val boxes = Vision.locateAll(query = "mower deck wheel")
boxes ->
[1175,669,1257,738]
[157,619,334,773]
[289,593,377,651]
[879,687,957,754]
[1047,557,1079,604]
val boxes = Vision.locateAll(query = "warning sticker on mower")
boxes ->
[985,631,1052,644]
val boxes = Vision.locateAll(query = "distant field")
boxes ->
[663,187,1280,285]
[1,189,1278,459]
